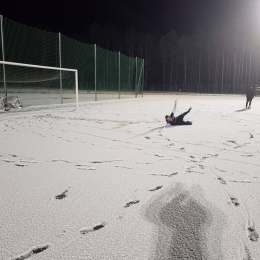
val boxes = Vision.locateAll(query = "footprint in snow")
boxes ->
[8,154,18,157]
[3,159,15,163]
[15,163,28,167]
[248,226,259,242]
[55,189,69,200]
[229,196,239,207]
[11,244,49,260]
[149,185,163,191]
[217,176,227,185]
[80,222,107,234]
[243,244,253,260]
[124,199,140,208]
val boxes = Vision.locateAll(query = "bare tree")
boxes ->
[125,27,138,57]
[164,30,179,90]
[159,35,167,91]
[89,22,102,46]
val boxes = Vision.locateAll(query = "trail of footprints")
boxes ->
[159,135,259,248]
[7,133,259,259]
[168,138,259,247]
[1,154,36,167]
[213,167,259,247]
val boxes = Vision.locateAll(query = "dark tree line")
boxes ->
[88,22,260,94]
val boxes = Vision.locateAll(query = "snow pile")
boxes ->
[0,96,22,109]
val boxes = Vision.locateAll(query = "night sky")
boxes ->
[1,0,260,40]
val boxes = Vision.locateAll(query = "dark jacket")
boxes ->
[166,112,176,126]
[246,87,255,99]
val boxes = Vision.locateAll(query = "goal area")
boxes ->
[0,61,78,109]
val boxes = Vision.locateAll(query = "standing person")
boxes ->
[164,100,192,127]
[246,86,255,109]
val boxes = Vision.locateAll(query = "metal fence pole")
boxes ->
[137,58,144,98]
[94,44,97,101]
[0,15,6,97]
[142,59,144,97]
[118,51,120,99]
[59,33,63,104]
[75,70,79,111]
[135,57,137,98]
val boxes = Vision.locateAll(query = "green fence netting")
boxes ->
[0,16,144,104]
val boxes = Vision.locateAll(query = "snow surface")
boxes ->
[0,94,260,260]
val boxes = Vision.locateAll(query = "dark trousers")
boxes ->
[176,110,190,125]
[246,98,252,108]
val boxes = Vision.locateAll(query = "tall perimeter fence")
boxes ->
[0,16,144,107]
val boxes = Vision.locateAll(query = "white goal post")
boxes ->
[0,60,79,110]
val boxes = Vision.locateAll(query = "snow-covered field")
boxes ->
[0,94,259,260]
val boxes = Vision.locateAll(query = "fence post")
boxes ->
[135,57,137,98]
[136,58,144,98]
[59,33,63,104]
[94,44,97,101]
[75,70,79,111]
[118,51,120,99]
[0,15,6,97]
[142,59,144,97]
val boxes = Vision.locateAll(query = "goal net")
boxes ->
[0,61,78,109]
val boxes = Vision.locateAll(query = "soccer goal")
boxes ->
[0,60,78,110]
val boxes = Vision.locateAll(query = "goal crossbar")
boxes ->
[0,60,79,110]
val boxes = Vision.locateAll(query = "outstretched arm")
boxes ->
[172,105,177,114]
[171,99,177,116]
[163,123,171,128]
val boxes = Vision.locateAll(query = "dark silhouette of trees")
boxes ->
[87,21,260,94]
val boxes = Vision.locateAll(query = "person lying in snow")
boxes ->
[164,101,192,127]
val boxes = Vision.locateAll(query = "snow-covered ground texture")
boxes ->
[0,94,260,260]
